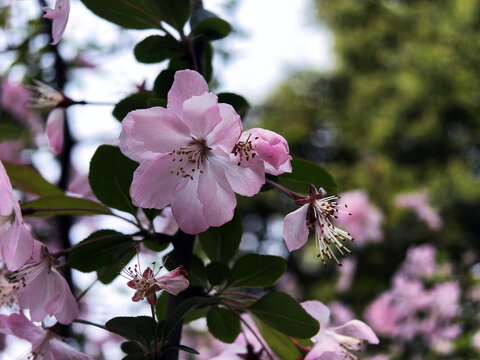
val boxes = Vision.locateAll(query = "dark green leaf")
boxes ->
[105,316,155,348]
[227,254,286,288]
[121,342,146,356]
[21,195,111,217]
[69,230,136,284]
[142,238,170,252]
[155,291,169,322]
[206,307,241,343]
[3,162,63,196]
[134,35,180,63]
[253,316,302,359]
[89,145,139,214]
[79,0,158,29]
[144,0,190,30]
[206,261,229,286]
[190,9,231,41]
[217,93,250,118]
[248,292,319,339]
[113,92,156,122]
[199,211,242,263]
[162,296,220,339]
[278,157,338,195]
[146,98,167,108]
[153,70,176,98]
[189,255,208,287]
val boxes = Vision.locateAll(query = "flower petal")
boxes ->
[207,103,242,153]
[181,93,219,139]
[3,224,33,272]
[304,334,342,360]
[220,150,265,197]
[42,0,70,45]
[283,204,310,251]
[329,319,379,345]
[302,300,331,332]
[156,268,189,295]
[120,107,190,161]
[168,70,209,116]
[46,108,64,155]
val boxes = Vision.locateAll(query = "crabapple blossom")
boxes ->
[120,69,268,234]
[1,78,31,119]
[232,128,292,176]
[335,190,383,245]
[0,311,91,359]
[42,0,70,45]
[282,185,353,266]
[301,300,379,360]
[122,260,189,306]
[46,108,65,155]
[13,240,78,325]
[0,160,34,271]
[395,190,442,230]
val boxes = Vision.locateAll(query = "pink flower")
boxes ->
[401,244,436,278]
[232,128,292,176]
[0,160,34,271]
[120,70,265,234]
[1,79,31,119]
[395,190,442,230]
[13,240,78,325]
[68,171,95,201]
[122,260,189,306]
[42,0,70,45]
[46,108,65,155]
[0,312,91,359]
[282,185,353,266]
[335,190,383,245]
[336,257,357,292]
[153,207,179,235]
[302,300,379,360]
[0,140,24,163]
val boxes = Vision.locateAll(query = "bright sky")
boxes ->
[1,0,333,358]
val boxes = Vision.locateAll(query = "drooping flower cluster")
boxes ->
[121,258,189,306]
[120,69,291,234]
[283,185,353,266]
[365,244,460,350]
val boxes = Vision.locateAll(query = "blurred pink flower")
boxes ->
[328,301,355,327]
[68,171,95,200]
[302,300,379,360]
[120,70,265,234]
[0,160,34,271]
[1,79,31,119]
[401,244,436,278]
[283,186,353,266]
[472,330,480,352]
[153,207,178,235]
[46,108,64,155]
[336,257,357,292]
[13,240,78,325]
[395,190,442,230]
[232,128,292,176]
[0,312,91,359]
[0,140,23,163]
[42,0,70,45]
[335,190,383,245]
[122,260,189,306]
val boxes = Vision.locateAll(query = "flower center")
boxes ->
[169,138,211,180]
[232,134,258,166]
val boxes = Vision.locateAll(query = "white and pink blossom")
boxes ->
[42,0,70,45]
[0,312,90,359]
[0,160,34,271]
[120,70,267,234]
[13,240,78,325]
[283,185,353,266]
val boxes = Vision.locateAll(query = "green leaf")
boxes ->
[134,35,180,64]
[21,195,111,217]
[253,316,302,359]
[162,296,220,339]
[190,9,231,41]
[69,230,136,284]
[89,145,139,214]
[206,307,241,343]
[79,0,158,29]
[217,93,250,118]
[144,0,190,31]
[155,291,170,322]
[199,211,242,263]
[113,92,156,122]
[165,344,199,355]
[3,162,63,196]
[189,255,208,288]
[121,342,146,356]
[153,70,176,98]
[248,292,319,339]
[206,261,229,286]
[227,254,286,289]
[146,98,167,108]
[105,316,155,348]
[278,157,338,194]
